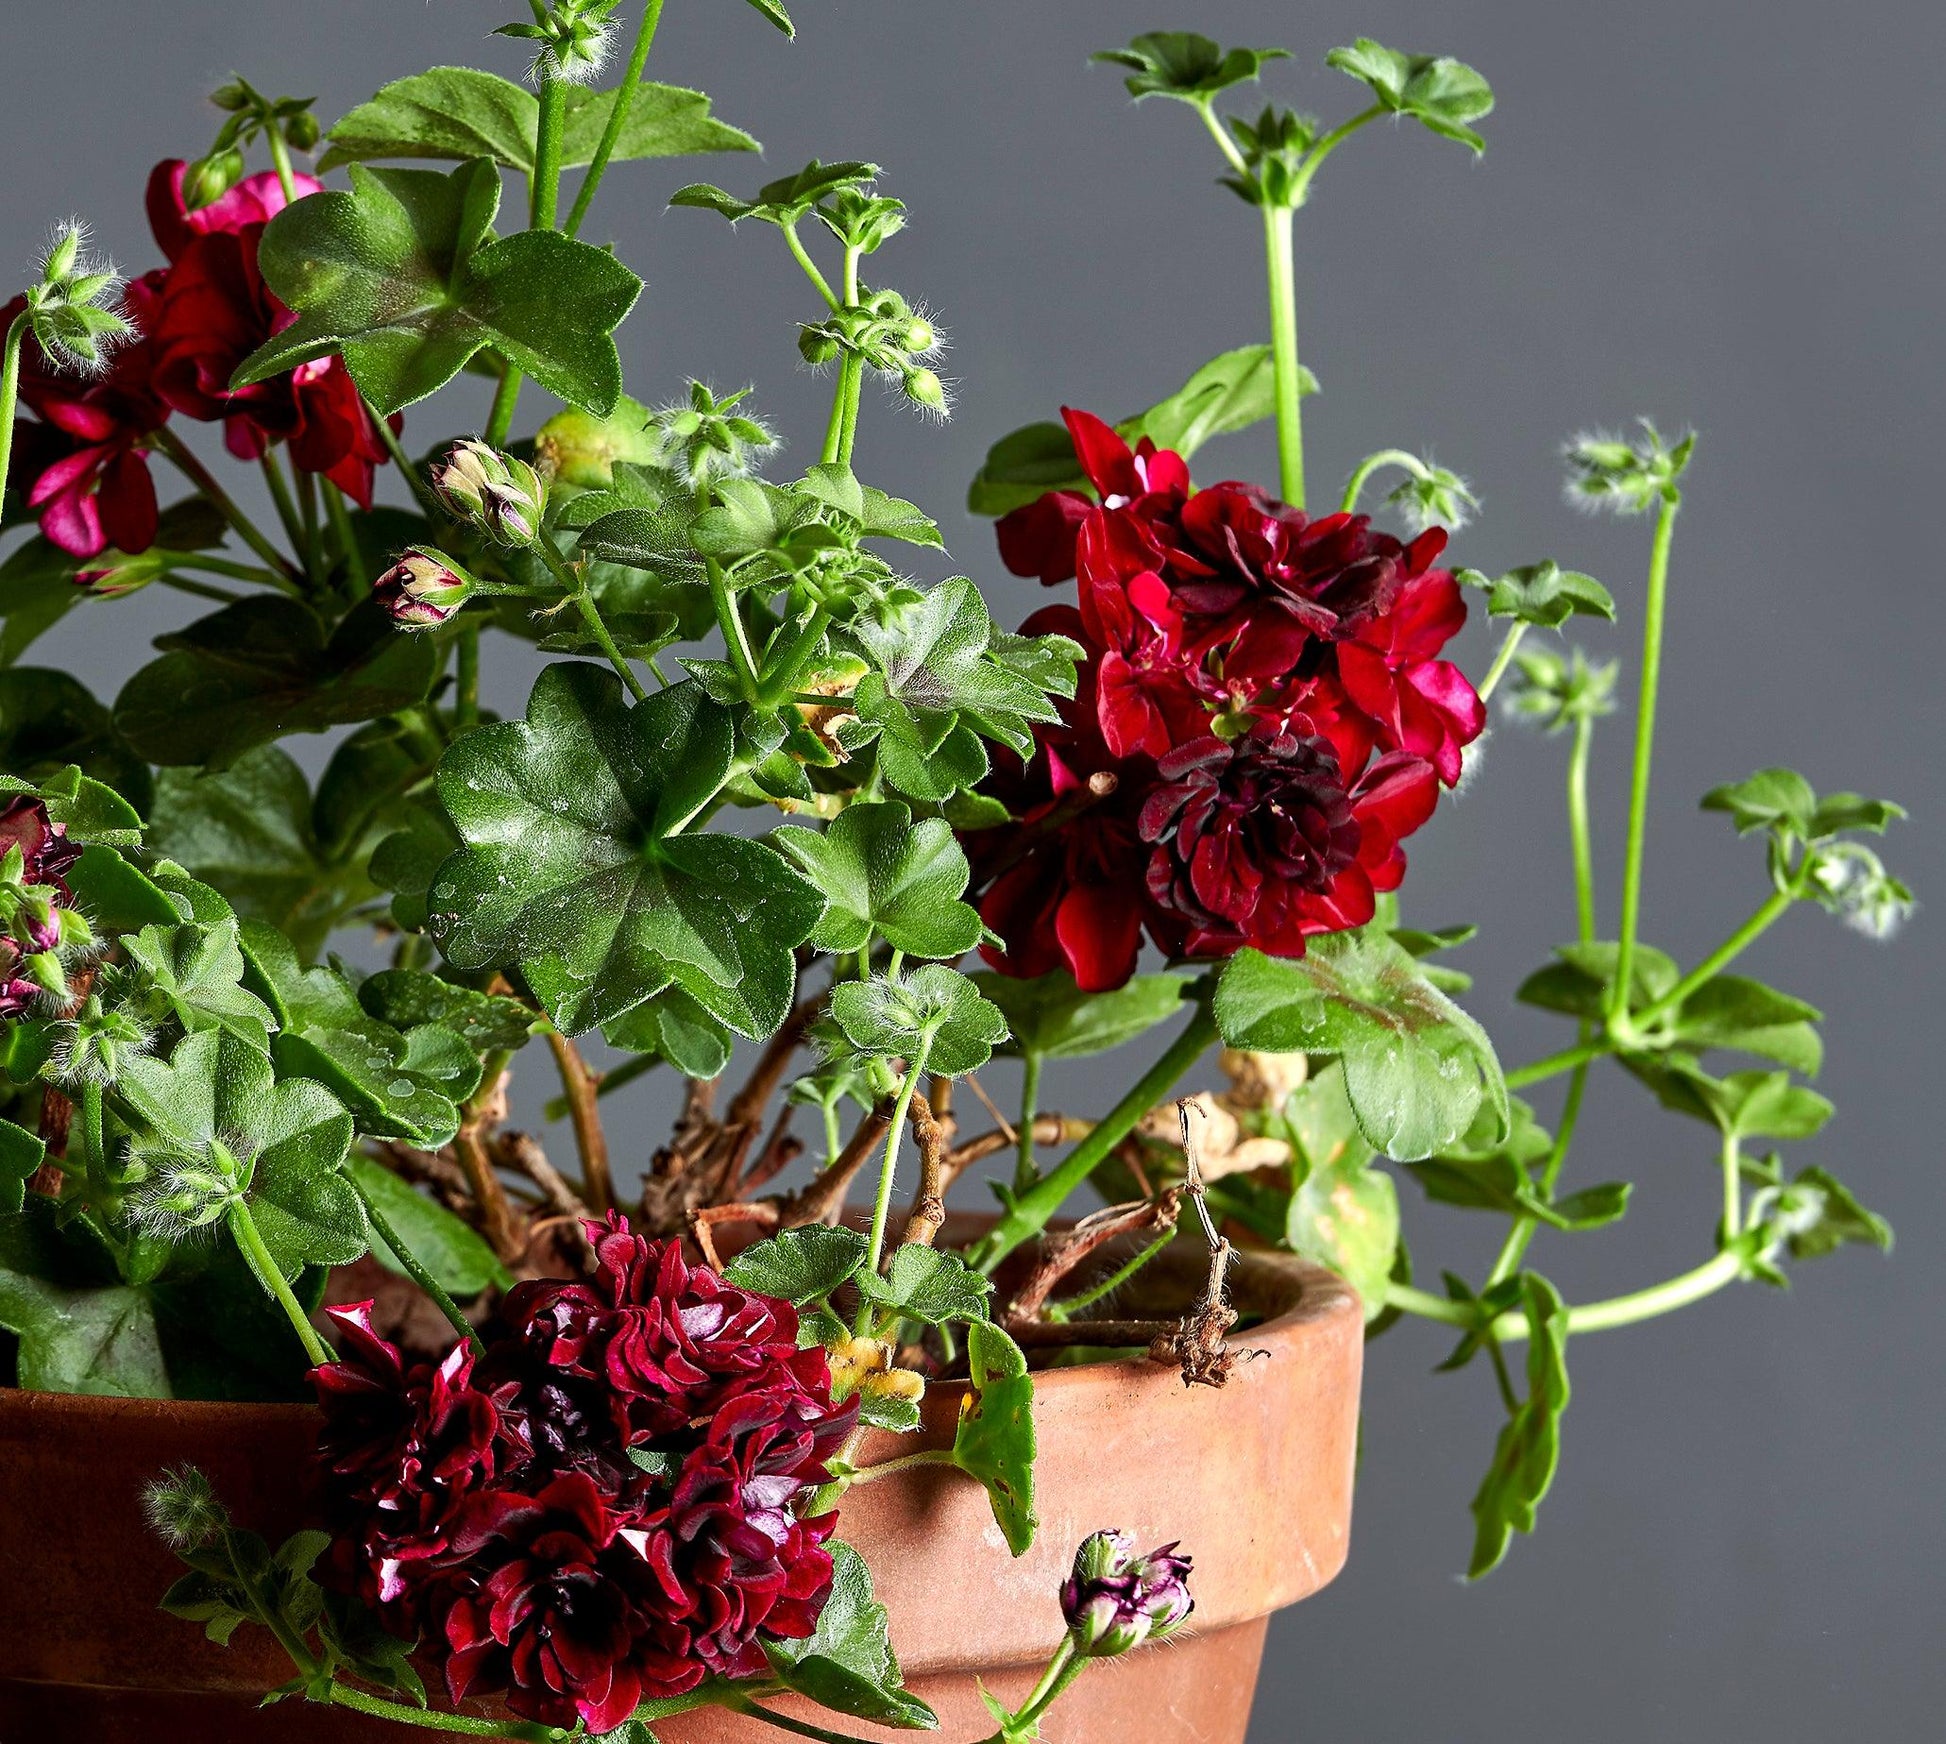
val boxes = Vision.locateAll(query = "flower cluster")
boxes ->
[969,409,1482,989]
[5,160,391,559]
[0,795,86,1017]
[311,1216,855,1732]
[1060,1529,1195,1658]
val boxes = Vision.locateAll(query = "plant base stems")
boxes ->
[547,1031,613,1212]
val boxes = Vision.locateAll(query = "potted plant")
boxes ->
[0,8,1907,1742]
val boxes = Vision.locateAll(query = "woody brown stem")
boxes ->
[452,1064,522,1262]
[1003,1316,1182,1349]
[376,1141,476,1213]
[897,1092,948,1249]
[943,1116,1091,1184]
[740,1103,803,1195]
[1009,1193,1183,1322]
[499,1130,595,1267]
[689,1200,782,1269]
[780,1097,894,1228]
[546,1032,613,1213]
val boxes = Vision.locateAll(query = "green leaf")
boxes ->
[830,966,1008,1077]
[971,971,1191,1061]
[1770,1165,1892,1261]
[369,799,461,934]
[1407,1097,1629,1235]
[795,465,944,550]
[321,68,756,175]
[1626,1060,1834,1143]
[1456,561,1615,628]
[348,1154,511,1296]
[854,1245,993,1327]
[671,159,877,225]
[1665,975,1823,1077]
[1699,767,1818,837]
[1516,940,1679,1021]
[0,665,152,809]
[1282,1071,1400,1319]
[312,716,438,867]
[0,536,83,666]
[724,1225,869,1306]
[240,923,482,1148]
[0,1117,45,1215]
[14,763,143,846]
[1327,39,1496,153]
[1093,33,1290,103]
[764,1541,936,1730]
[122,919,278,1050]
[741,0,795,39]
[601,984,734,1078]
[1467,1274,1569,1578]
[358,968,541,1053]
[0,1269,168,1395]
[147,746,380,962]
[427,666,821,1037]
[952,1320,1037,1556]
[236,160,643,416]
[1214,935,1507,1161]
[774,801,982,960]
[114,597,438,769]
[117,1030,364,1279]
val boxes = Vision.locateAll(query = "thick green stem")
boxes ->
[327,1682,558,1739]
[783,221,841,311]
[1340,448,1428,515]
[1014,1638,1084,1730]
[1288,105,1386,206]
[226,1199,331,1367]
[1262,203,1305,508]
[265,127,301,206]
[1504,1037,1609,1091]
[564,0,666,238]
[484,362,524,449]
[152,428,303,587]
[1476,623,1528,701]
[538,539,646,699]
[78,1080,106,1184]
[1568,712,1597,944]
[531,70,567,230]
[0,309,31,511]
[1014,1050,1043,1193]
[1387,1246,1750,1340]
[1630,887,1796,1034]
[346,1167,486,1358]
[725,1694,886,1744]
[1719,1132,1742,1240]
[844,1447,955,1487]
[857,1033,936,1323]
[972,1005,1219,1275]
[260,453,309,577]
[707,560,762,701]
[1610,491,1682,1021]
[1047,1221,1179,1320]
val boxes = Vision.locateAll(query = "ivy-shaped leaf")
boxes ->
[854,1245,993,1327]
[774,801,982,960]
[1280,1063,1399,1318]
[1092,33,1291,103]
[0,1269,168,1396]
[829,967,1008,1077]
[724,1225,869,1306]
[1214,935,1508,1161]
[763,1541,936,1729]
[121,920,278,1051]
[1700,767,1904,841]
[1456,561,1615,628]
[671,159,878,225]
[0,1117,45,1215]
[358,967,542,1054]
[1468,1274,1569,1577]
[601,984,735,1078]
[426,665,821,1038]
[114,597,438,770]
[952,1320,1037,1556]
[1327,39,1496,154]
[1625,1061,1834,1143]
[972,971,1191,1060]
[321,67,756,175]
[235,159,643,416]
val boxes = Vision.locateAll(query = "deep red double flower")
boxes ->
[971,409,1483,988]
[310,1218,853,1733]
[0,796,82,1018]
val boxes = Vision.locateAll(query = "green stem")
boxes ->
[1719,1132,1742,1240]
[1476,622,1528,702]
[1340,448,1428,515]
[1287,105,1386,206]
[326,1682,559,1739]
[325,481,362,587]
[224,1523,322,1681]
[484,362,524,449]
[783,220,841,311]
[260,453,309,576]
[563,0,666,238]
[973,1004,1218,1275]
[819,354,855,467]
[1014,1639,1085,1729]
[78,1080,105,1184]
[531,69,567,230]
[1504,1037,1608,1091]
[1262,203,1304,508]
[226,1199,331,1367]
[834,247,865,467]
[537,539,646,699]
[370,401,442,521]
[0,308,31,511]
[1568,712,1597,945]
[152,428,303,587]
[1014,1050,1043,1193]
[725,1694,885,1744]
[1630,887,1796,1034]
[1194,99,1250,175]
[843,1447,954,1486]
[265,128,300,206]
[1386,1246,1749,1340]
[345,1167,486,1358]
[1609,490,1682,1022]
[707,560,762,701]
[857,1032,936,1323]
[1047,1221,1179,1320]
[157,574,244,605]
[179,552,290,586]
[1486,1055,1588,1286]
[455,619,481,729]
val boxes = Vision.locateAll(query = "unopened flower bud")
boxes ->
[375,550,473,628]
[798,324,843,366]
[432,439,546,546]
[901,366,947,415]
[209,80,253,113]
[1060,1530,1194,1658]
[283,109,321,152]
[74,549,169,598]
[181,149,248,212]
[53,1003,151,1087]
[902,316,938,354]
[142,1465,230,1552]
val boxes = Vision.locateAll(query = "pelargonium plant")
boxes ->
[0,6,1908,1739]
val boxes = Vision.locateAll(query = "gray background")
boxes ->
[6,2,1942,1739]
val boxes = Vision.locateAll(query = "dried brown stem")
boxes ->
[499,1130,596,1267]
[1004,1316,1182,1349]
[377,1141,475,1212]
[546,1032,613,1213]
[688,1201,781,1269]
[454,1123,523,1262]
[1153,1098,1241,1387]
[780,1097,894,1228]
[897,1092,948,1249]
[1009,1192,1183,1322]
[944,1115,1091,1183]
[740,1103,802,1195]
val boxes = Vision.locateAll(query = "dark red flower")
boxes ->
[1139,729,1440,959]
[1335,568,1485,785]
[995,407,1189,586]
[0,795,82,1019]
[144,159,393,505]
[6,271,172,557]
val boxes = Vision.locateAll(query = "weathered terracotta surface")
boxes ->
[0,1245,1360,1741]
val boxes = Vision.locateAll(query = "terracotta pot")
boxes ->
[0,1242,1361,1742]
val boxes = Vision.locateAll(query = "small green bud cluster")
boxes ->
[187,76,320,212]
[1504,646,1618,731]
[1386,461,1478,533]
[142,1465,231,1553]
[0,838,96,1012]
[1222,105,1319,206]
[1564,421,1695,514]
[799,288,948,416]
[816,190,908,255]
[49,998,153,1088]
[19,222,134,375]
[129,1133,253,1243]
[1802,841,1914,941]
[431,439,548,546]
[653,382,778,491]
[496,0,621,85]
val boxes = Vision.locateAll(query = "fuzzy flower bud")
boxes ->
[498,0,621,86]
[374,549,474,629]
[1060,1531,1194,1658]
[130,1139,248,1241]
[74,549,172,598]
[142,1465,230,1552]
[51,1002,152,1087]
[180,149,248,213]
[431,438,547,546]
[24,220,135,375]
[901,366,947,415]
